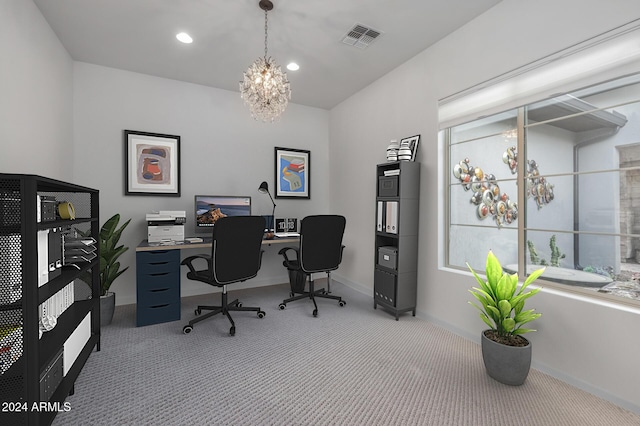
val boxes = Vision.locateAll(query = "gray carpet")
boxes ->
[52,281,640,425]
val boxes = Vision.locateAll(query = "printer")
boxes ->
[146,211,186,243]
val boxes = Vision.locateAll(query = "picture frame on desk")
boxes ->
[124,130,181,196]
[274,147,310,199]
[400,134,420,161]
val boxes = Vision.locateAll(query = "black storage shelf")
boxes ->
[0,355,24,383]
[376,264,398,274]
[373,161,420,320]
[0,173,100,426]
[38,260,97,305]
[38,300,96,368]
[37,217,95,231]
[39,333,99,426]
[0,301,21,312]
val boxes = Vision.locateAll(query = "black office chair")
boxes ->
[278,215,346,317]
[181,215,266,336]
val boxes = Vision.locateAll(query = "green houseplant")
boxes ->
[98,213,131,325]
[467,250,544,385]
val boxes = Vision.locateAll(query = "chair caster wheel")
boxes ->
[339,300,346,307]
[313,309,318,317]
[257,311,265,319]
[194,309,201,316]
[289,292,294,297]
[229,326,236,336]
[183,325,193,334]
[278,303,286,310]
[237,302,243,308]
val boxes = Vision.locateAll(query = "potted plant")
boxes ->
[98,213,131,326]
[467,250,545,385]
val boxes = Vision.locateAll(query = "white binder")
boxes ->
[37,229,49,287]
[377,201,384,232]
[385,201,398,234]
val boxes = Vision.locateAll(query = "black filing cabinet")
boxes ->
[136,250,180,326]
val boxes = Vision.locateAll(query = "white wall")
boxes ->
[73,62,330,305]
[4,0,640,414]
[330,0,640,413]
[0,0,73,180]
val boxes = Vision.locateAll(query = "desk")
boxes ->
[135,237,298,326]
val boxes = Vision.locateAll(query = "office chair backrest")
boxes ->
[299,215,346,273]
[211,216,266,284]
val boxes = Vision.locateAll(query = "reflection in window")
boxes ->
[444,73,640,303]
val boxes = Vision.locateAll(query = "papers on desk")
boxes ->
[274,232,300,238]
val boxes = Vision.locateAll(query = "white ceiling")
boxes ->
[33,0,501,110]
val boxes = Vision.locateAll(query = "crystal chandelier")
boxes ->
[240,0,291,123]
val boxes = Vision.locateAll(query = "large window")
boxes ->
[444,73,640,304]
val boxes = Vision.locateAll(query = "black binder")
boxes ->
[48,227,62,280]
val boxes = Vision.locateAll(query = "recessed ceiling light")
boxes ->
[176,32,193,44]
[287,62,300,71]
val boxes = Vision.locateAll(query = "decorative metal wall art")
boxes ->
[503,146,517,174]
[526,160,555,209]
[501,146,555,209]
[452,157,518,228]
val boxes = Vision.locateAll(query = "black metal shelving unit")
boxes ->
[373,161,420,320]
[0,174,100,425]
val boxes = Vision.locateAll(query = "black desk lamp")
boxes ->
[258,181,276,232]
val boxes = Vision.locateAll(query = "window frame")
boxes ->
[442,82,640,308]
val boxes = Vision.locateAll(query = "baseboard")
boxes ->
[531,361,640,415]
[332,273,371,297]
[419,308,640,415]
[339,277,640,416]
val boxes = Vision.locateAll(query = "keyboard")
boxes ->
[274,232,300,238]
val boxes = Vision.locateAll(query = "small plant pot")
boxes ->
[100,292,116,326]
[481,330,532,386]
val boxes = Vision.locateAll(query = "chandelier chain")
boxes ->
[264,9,268,59]
[240,0,291,122]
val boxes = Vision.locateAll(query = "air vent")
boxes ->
[342,24,382,49]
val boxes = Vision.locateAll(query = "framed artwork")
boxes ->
[401,134,420,161]
[124,130,181,196]
[274,147,310,199]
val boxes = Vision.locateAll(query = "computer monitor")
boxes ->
[195,195,251,231]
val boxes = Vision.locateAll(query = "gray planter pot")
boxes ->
[481,330,532,386]
[100,292,115,326]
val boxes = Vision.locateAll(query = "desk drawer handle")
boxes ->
[150,288,169,293]
[149,251,171,255]
[149,261,170,266]
[150,304,169,309]
[150,272,169,277]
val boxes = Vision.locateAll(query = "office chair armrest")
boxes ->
[181,254,212,275]
[339,244,345,264]
[277,246,299,265]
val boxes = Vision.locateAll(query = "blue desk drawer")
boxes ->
[137,261,178,275]
[137,250,180,275]
[136,249,181,326]
[137,284,179,308]
[137,249,179,264]
[137,270,179,291]
[137,302,180,327]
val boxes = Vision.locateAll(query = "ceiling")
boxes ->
[33,0,501,110]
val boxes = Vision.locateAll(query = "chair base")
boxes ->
[183,290,265,335]
[278,276,345,317]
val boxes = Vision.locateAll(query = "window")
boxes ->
[443,73,640,304]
